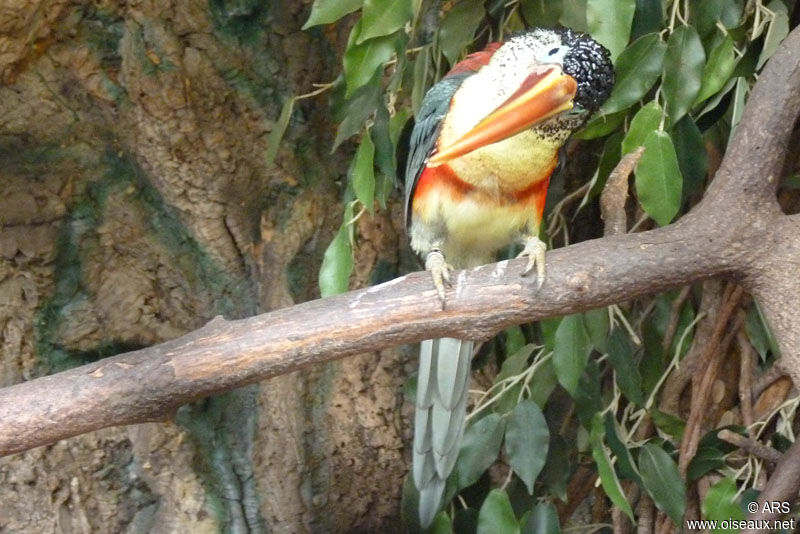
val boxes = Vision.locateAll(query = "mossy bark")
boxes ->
[0,1,410,532]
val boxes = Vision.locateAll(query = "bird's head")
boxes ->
[429,28,614,166]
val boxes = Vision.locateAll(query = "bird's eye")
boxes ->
[548,47,560,56]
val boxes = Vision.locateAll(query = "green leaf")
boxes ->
[635,130,682,226]
[552,314,591,395]
[411,46,432,115]
[454,508,479,534]
[520,502,560,534]
[505,400,550,494]
[430,511,454,534]
[603,414,642,484]
[686,445,726,481]
[650,409,685,440]
[671,115,707,200]
[333,70,382,149]
[520,0,563,28]
[590,414,634,520]
[702,478,744,529]
[728,77,748,143]
[504,326,527,357]
[438,0,485,66]
[607,328,644,406]
[662,25,705,125]
[477,490,520,534]
[586,0,635,61]
[575,109,627,140]
[758,2,790,69]
[265,97,295,166]
[601,33,667,115]
[694,35,737,106]
[358,0,413,43]
[371,102,396,207]
[319,212,354,297]
[638,443,686,524]
[351,132,375,211]
[455,414,506,490]
[344,22,398,96]
[529,359,558,408]
[303,0,363,29]
[621,100,662,155]
[630,0,663,40]
[693,0,743,36]
[559,0,587,32]
[497,344,537,382]
[583,308,610,353]
[539,434,569,501]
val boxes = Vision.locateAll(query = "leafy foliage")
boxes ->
[300,0,796,531]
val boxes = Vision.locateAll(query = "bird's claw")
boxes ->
[425,250,452,305]
[517,236,547,288]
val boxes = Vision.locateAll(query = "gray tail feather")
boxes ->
[413,337,473,528]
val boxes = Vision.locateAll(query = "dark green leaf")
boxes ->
[758,2,790,69]
[559,0,587,32]
[520,0,563,28]
[650,409,685,440]
[539,434,569,501]
[638,443,686,524]
[497,344,537,383]
[529,359,558,408]
[729,77,748,142]
[630,0,664,40]
[303,0,363,29]
[358,0,413,43]
[504,326,527,357]
[552,314,591,395]
[662,25,705,124]
[603,414,642,484]
[411,47,432,115]
[438,0,485,66]
[621,100,662,155]
[635,130,682,226]
[686,445,726,481]
[477,490,520,534]
[520,502,560,534]
[265,97,295,166]
[672,115,707,200]
[601,33,667,115]
[430,511,454,534]
[371,103,396,207]
[590,414,634,520]
[745,304,770,360]
[587,131,623,201]
[693,0,743,36]
[702,478,744,528]
[344,22,398,96]
[319,210,354,297]
[574,360,602,427]
[695,35,737,106]
[454,508,479,534]
[351,132,375,211]
[455,414,506,490]
[505,400,550,494]
[587,0,635,61]
[583,308,610,353]
[575,109,627,140]
[333,70,382,149]
[607,328,644,406]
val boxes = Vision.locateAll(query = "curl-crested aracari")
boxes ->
[404,27,613,526]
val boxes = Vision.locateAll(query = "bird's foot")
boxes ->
[517,236,547,287]
[425,249,452,305]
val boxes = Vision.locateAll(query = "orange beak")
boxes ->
[428,67,577,167]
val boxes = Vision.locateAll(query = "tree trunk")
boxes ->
[0,1,408,532]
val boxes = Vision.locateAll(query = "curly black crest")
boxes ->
[556,27,614,112]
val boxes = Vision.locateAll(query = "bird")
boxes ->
[404,27,614,527]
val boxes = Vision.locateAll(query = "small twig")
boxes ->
[661,286,693,355]
[717,429,782,464]
[601,147,645,236]
[737,329,756,428]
